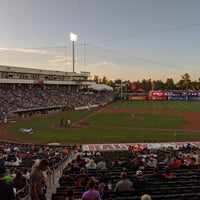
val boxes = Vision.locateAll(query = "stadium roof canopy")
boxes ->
[88,83,113,91]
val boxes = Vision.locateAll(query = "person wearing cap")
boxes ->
[0,167,15,200]
[29,158,50,200]
[114,172,133,192]
[133,170,147,189]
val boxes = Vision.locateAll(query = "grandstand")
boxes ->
[0,65,113,121]
[0,64,92,90]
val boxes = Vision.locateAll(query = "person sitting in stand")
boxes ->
[99,175,113,199]
[147,167,164,181]
[145,156,157,168]
[165,157,181,169]
[13,170,27,191]
[3,169,14,184]
[114,172,133,193]
[162,169,176,180]
[132,170,147,190]
[86,159,97,170]
[81,178,101,200]
[75,168,88,187]
[97,157,106,171]
[0,167,15,200]
[59,171,74,185]
[136,144,143,153]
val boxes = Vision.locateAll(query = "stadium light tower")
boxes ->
[70,33,77,73]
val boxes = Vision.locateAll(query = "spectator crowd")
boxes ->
[1,140,200,199]
[0,141,72,199]
[0,88,112,121]
[52,143,200,200]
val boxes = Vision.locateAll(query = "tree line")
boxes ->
[93,73,200,92]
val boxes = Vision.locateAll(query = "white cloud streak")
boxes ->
[48,55,72,66]
[94,61,119,69]
[0,47,54,55]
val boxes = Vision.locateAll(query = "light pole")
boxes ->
[121,78,123,100]
[70,33,77,73]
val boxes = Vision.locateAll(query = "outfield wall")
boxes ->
[126,90,200,101]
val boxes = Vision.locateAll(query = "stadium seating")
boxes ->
[52,148,200,200]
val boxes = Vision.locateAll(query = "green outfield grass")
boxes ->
[7,101,200,144]
[108,100,200,112]
[84,113,186,129]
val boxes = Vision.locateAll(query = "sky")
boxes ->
[0,0,200,83]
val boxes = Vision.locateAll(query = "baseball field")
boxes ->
[1,100,200,145]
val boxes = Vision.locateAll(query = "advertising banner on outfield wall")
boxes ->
[188,96,200,101]
[128,96,146,101]
[168,96,187,101]
[148,96,167,100]
[151,91,165,97]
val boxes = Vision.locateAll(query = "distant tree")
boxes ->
[93,75,100,83]
[191,79,200,91]
[181,73,191,90]
[197,78,200,90]
[140,78,152,92]
[153,80,165,90]
[198,78,200,90]
[152,80,156,90]
[107,80,114,87]
[176,80,185,90]
[114,79,122,85]
[147,79,152,91]
[102,76,109,84]
[92,73,197,92]
[165,78,175,90]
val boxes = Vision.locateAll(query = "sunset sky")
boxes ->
[0,0,200,82]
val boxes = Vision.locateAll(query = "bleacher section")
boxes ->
[1,141,200,200]
[52,147,200,200]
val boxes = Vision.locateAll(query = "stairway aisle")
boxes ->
[46,151,76,200]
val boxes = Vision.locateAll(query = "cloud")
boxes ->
[14,48,50,54]
[0,46,54,55]
[48,55,72,66]
[0,47,9,51]
[94,61,119,69]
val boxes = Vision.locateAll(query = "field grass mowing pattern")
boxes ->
[7,101,200,143]
[109,101,200,111]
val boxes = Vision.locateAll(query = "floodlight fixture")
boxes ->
[70,33,77,42]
